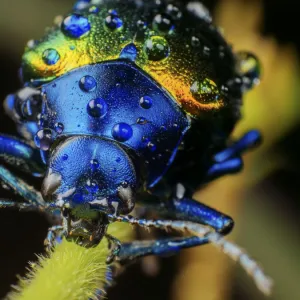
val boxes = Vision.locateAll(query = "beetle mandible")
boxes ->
[0,0,272,295]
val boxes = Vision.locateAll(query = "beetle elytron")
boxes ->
[0,0,272,296]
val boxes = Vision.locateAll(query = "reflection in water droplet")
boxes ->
[152,14,174,33]
[34,128,54,151]
[79,75,97,92]
[190,78,221,103]
[42,49,60,65]
[112,123,133,142]
[139,96,153,109]
[61,14,91,38]
[236,51,261,90]
[144,36,170,61]
[87,98,108,118]
[54,122,64,134]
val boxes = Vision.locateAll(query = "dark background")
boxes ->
[0,0,300,299]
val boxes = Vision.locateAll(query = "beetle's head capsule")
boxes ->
[41,136,138,216]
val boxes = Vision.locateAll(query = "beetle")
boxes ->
[0,0,272,296]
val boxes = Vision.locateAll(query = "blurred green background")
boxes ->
[0,0,300,299]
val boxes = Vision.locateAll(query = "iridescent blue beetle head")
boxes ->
[41,136,138,215]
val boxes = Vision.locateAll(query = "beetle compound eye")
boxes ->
[190,78,221,104]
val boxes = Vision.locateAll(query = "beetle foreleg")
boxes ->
[0,165,45,206]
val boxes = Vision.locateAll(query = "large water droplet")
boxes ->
[87,98,108,118]
[112,123,133,142]
[139,96,153,109]
[54,122,64,134]
[61,14,91,38]
[105,15,123,30]
[79,75,97,92]
[144,36,170,61]
[152,14,174,33]
[42,49,60,65]
[190,78,221,103]
[34,128,54,151]
[236,51,261,90]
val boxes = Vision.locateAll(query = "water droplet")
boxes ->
[152,14,174,33]
[105,15,123,30]
[73,0,91,11]
[70,45,76,50]
[137,20,147,30]
[147,142,157,152]
[108,9,118,16]
[120,43,138,61]
[86,180,99,194]
[87,98,108,118]
[139,96,153,109]
[203,46,211,57]
[116,157,121,163]
[54,122,64,134]
[61,14,91,38]
[190,78,221,103]
[20,98,40,120]
[89,6,99,13]
[191,36,200,47]
[62,154,69,161]
[42,49,60,65]
[144,36,170,61]
[90,159,100,171]
[112,123,133,142]
[79,75,97,92]
[236,51,261,90]
[166,4,182,19]
[34,128,54,151]
[137,117,148,125]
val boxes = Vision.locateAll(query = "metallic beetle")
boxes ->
[0,0,270,295]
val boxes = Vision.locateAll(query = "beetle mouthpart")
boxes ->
[42,171,62,200]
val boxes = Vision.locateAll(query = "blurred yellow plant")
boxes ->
[172,1,300,300]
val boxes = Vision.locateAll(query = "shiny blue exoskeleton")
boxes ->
[0,0,271,297]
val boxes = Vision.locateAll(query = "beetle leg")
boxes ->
[108,214,273,296]
[0,199,35,210]
[0,165,45,206]
[0,134,45,176]
[105,234,122,264]
[44,215,69,251]
[205,130,261,181]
